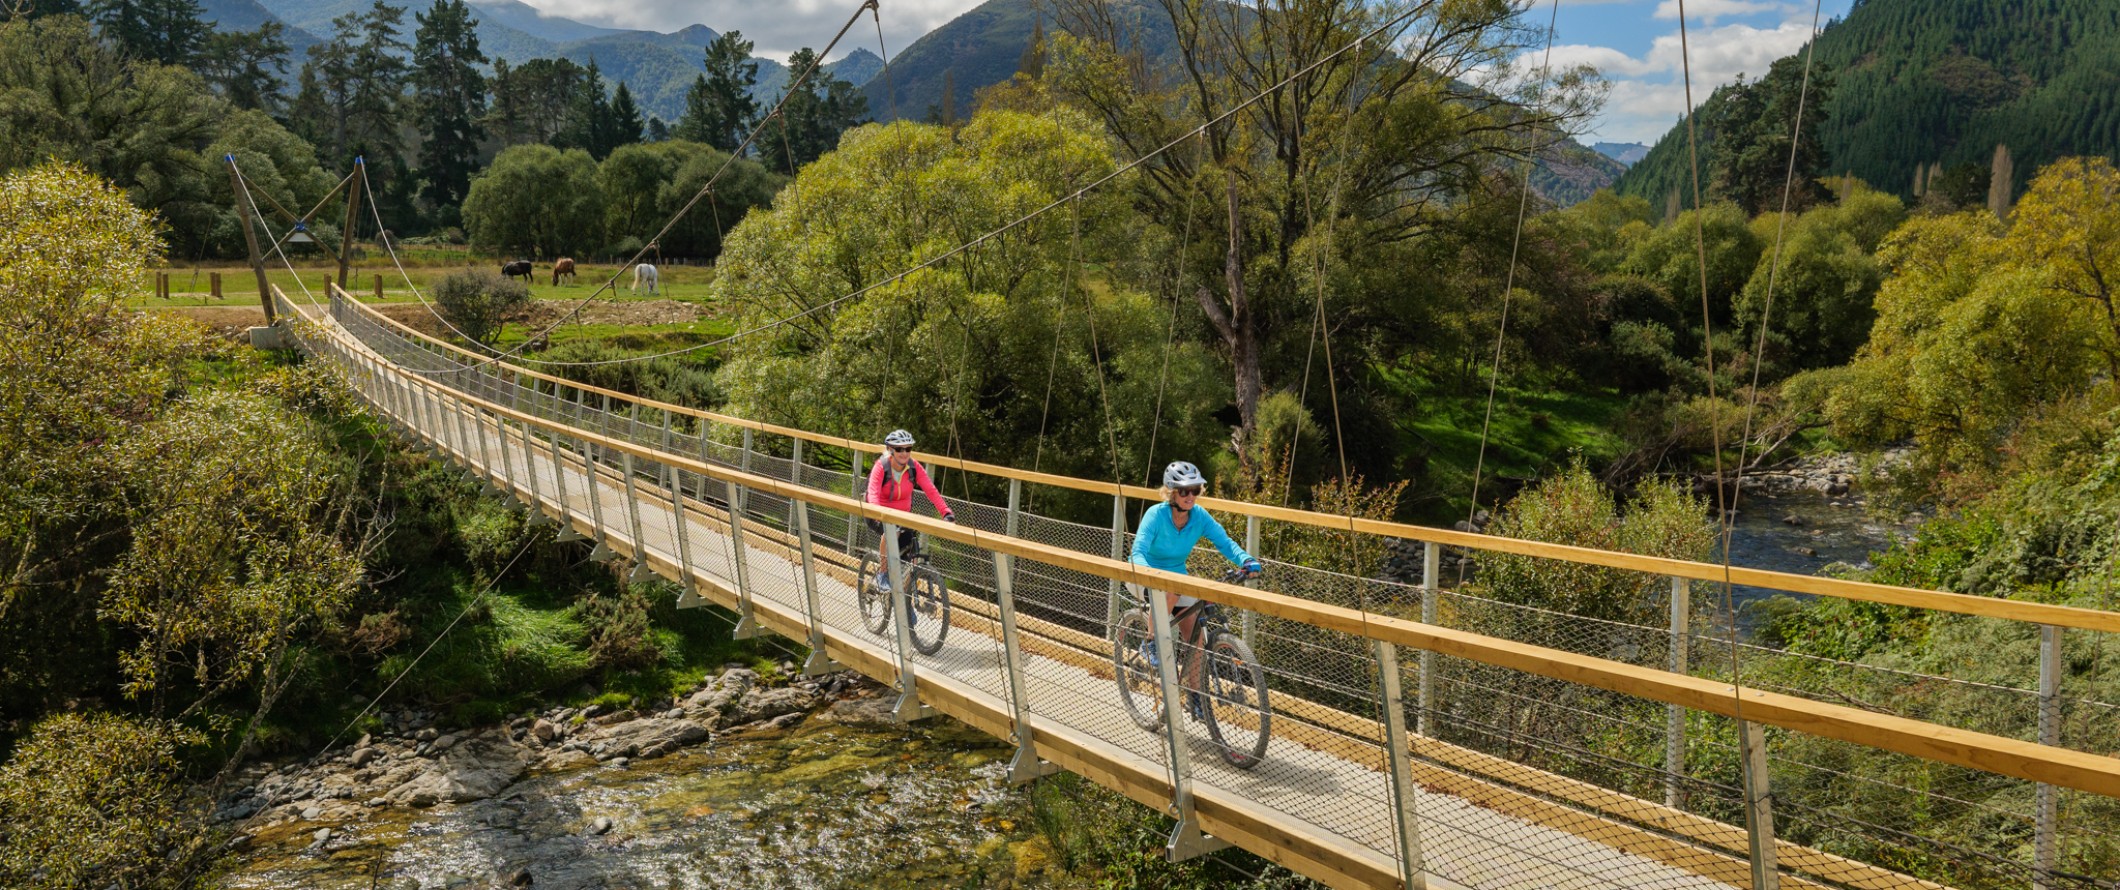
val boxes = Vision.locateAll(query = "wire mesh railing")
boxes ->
[285,287,2120,890]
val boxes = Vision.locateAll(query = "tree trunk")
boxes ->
[1194,171,1261,471]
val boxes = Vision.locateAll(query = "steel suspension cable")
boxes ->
[1673,0,1762,791]
[1142,141,1208,487]
[1464,0,1565,538]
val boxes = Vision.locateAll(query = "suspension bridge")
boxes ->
[263,283,2120,890]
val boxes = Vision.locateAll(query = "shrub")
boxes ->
[431,269,529,345]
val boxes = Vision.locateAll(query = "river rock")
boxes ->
[380,738,531,807]
[432,733,458,751]
[728,687,818,727]
[582,715,710,761]
[350,747,380,768]
[587,816,613,836]
[592,709,637,726]
[682,668,758,723]
[531,719,561,744]
[815,692,898,727]
[536,749,597,771]
[301,806,323,821]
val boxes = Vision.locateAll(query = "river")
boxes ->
[221,718,1044,890]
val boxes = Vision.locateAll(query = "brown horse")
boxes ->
[552,257,576,286]
[500,260,533,283]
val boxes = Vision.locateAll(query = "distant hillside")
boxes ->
[864,0,1180,122]
[1592,142,1648,166]
[198,0,320,57]
[1534,141,1628,207]
[243,0,880,124]
[1617,0,2120,204]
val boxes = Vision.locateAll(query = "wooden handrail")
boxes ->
[296,299,2120,803]
[324,286,2120,636]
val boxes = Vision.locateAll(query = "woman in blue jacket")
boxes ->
[1129,461,1263,718]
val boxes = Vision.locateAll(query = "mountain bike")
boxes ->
[1113,567,1270,769]
[856,532,951,656]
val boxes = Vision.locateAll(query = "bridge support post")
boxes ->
[549,431,587,543]
[621,453,654,586]
[1417,541,1439,737]
[996,550,1056,784]
[1739,720,1780,890]
[665,454,700,609]
[1667,576,1691,809]
[793,498,838,674]
[1107,494,1127,633]
[495,407,521,508]
[2035,624,2061,890]
[420,371,449,461]
[1376,641,1428,889]
[581,438,616,562]
[727,479,760,640]
[1241,516,1259,645]
[884,523,936,722]
[1146,585,1227,861]
[513,381,551,527]
[998,480,1056,784]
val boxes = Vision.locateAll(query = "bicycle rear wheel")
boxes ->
[1201,633,1270,769]
[906,561,950,655]
[1112,609,1165,731]
[855,550,890,636]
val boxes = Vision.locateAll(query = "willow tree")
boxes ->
[709,110,1230,504]
[1045,0,1601,473]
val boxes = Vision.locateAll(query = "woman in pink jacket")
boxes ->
[866,429,954,591]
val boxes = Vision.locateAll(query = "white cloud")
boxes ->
[1527,17,1815,143]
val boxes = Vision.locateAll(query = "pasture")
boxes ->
[129,255,719,308]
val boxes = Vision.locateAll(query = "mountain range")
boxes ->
[197,0,1623,203]
[202,0,882,123]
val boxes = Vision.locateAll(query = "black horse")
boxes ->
[500,260,534,283]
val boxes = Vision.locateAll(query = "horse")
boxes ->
[552,257,576,286]
[630,262,659,295]
[500,260,534,284]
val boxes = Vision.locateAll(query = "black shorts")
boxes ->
[865,519,923,560]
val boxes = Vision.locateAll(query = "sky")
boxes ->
[523,0,1854,147]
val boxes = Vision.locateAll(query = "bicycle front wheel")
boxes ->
[1201,633,1270,769]
[1112,609,1165,731]
[855,550,890,636]
[906,561,950,655]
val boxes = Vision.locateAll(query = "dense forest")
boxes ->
[1619,0,2120,211]
[4,0,2120,886]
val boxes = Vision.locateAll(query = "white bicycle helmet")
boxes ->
[883,429,916,448]
[1163,461,1206,488]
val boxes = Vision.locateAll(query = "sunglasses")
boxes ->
[1172,486,1202,497]
[890,446,913,454]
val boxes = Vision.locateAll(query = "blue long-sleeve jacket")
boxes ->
[1129,502,1252,575]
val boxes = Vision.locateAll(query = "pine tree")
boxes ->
[411,0,488,226]
[609,82,645,151]
[90,0,209,66]
[200,23,291,112]
[677,31,759,152]
[560,58,615,158]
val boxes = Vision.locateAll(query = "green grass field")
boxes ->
[131,257,718,307]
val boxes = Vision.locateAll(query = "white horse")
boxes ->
[629,262,659,295]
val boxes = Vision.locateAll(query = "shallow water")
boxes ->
[1715,491,1912,625]
[222,720,1031,890]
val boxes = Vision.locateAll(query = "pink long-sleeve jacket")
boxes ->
[867,455,952,517]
